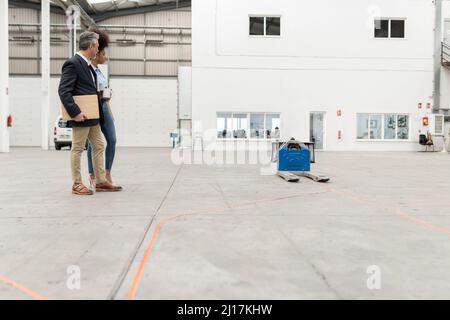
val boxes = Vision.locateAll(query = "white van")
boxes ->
[53,116,72,150]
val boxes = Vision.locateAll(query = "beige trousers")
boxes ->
[71,125,106,185]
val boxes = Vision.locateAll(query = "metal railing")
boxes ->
[442,42,450,67]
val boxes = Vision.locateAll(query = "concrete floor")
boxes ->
[1,147,450,300]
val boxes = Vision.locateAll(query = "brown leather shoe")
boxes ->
[96,181,123,192]
[72,183,94,196]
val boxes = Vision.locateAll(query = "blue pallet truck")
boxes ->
[273,138,330,183]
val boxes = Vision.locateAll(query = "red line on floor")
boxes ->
[126,192,310,300]
[0,275,48,300]
[326,186,450,235]
[126,185,450,300]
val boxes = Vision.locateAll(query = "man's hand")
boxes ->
[73,113,88,122]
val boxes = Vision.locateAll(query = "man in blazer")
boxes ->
[59,31,122,195]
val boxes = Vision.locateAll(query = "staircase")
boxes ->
[442,42,450,68]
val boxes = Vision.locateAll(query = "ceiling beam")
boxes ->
[112,0,120,12]
[92,0,191,23]
[76,0,97,15]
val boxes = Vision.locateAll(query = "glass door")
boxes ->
[310,112,325,150]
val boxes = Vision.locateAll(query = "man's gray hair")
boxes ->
[78,31,99,51]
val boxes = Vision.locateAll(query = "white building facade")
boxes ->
[191,0,438,151]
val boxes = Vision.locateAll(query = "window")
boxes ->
[374,20,389,38]
[266,17,281,36]
[396,115,409,139]
[374,19,405,39]
[250,113,265,138]
[265,113,281,139]
[383,114,410,140]
[357,114,370,140]
[232,113,248,139]
[384,114,397,139]
[357,113,410,140]
[217,113,232,139]
[249,16,281,36]
[369,115,382,139]
[249,17,264,36]
[390,20,405,38]
[217,112,281,140]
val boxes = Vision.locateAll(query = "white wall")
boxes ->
[111,77,177,147]
[9,76,178,148]
[178,66,192,120]
[178,66,193,147]
[9,77,42,146]
[192,0,435,151]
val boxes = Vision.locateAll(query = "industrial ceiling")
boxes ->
[9,0,191,25]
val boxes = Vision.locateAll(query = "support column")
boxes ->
[434,0,443,113]
[68,7,77,58]
[41,0,50,150]
[0,0,10,153]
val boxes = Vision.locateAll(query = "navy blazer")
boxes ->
[58,54,104,128]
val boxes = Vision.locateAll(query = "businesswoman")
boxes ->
[87,29,119,188]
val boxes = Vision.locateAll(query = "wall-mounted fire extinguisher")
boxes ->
[7,115,12,128]
[422,117,429,127]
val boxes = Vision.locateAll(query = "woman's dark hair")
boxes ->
[88,28,110,51]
